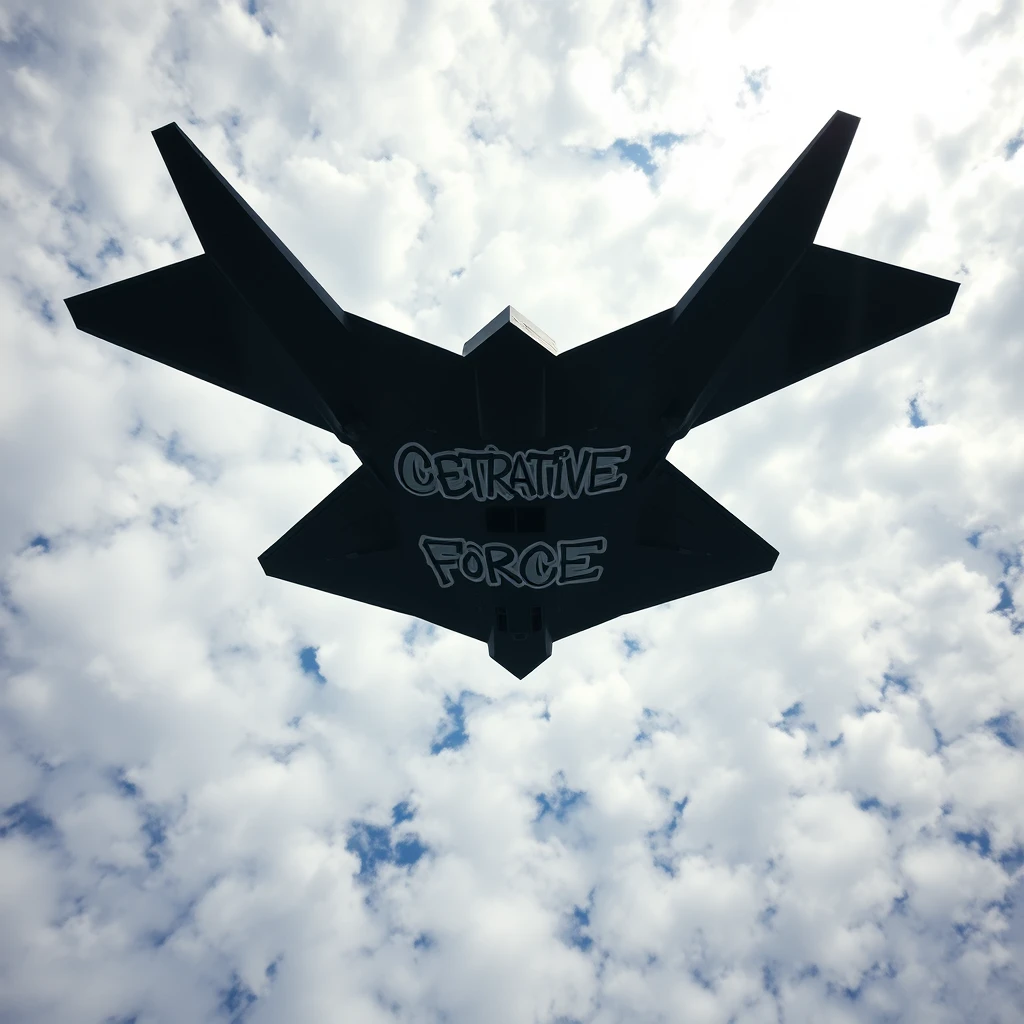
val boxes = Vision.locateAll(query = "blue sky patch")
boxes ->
[347,823,391,882]
[999,846,1024,874]
[954,829,992,857]
[111,768,138,797]
[28,534,50,552]
[402,619,437,652]
[612,139,656,176]
[299,645,326,685]
[97,237,123,262]
[160,432,219,481]
[648,797,687,875]
[989,548,1022,631]
[622,633,644,657]
[150,505,182,529]
[0,800,56,840]
[651,131,686,151]
[535,777,587,823]
[691,968,714,990]
[881,672,911,698]
[986,712,1019,748]
[662,797,688,839]
[1005,129,1023,160]
[218,974,256,1022]
[431,694,470,754]
[775,701,816,735]
[859,797,900,820]
[141,810,167,869]
[346,819,429,883]
[992,581,1016,615]
[592,132,688,178]
[567,904,593,952]
[907,395,928,427]
[833,960,897,1000]
[394,836,428,867]
[148,898,198,949]
[65,256,90,281]
[0,21,51,60]
[392,801,415,825]
[742,66,770,102]
[244,0,275,37]
[267,742,303,765]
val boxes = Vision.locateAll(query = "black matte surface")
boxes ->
[66,111,958,677]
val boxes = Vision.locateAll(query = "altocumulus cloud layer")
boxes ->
[1,0,1023,1021]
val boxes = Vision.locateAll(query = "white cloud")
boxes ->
[1,0,1024,1021]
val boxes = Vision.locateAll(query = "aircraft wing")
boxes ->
[65,255,332,432]
[64,111,960,678]
[562,112,959,443]
[66,123,466,450]
[689,243,960,428]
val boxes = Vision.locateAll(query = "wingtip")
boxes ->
[63,292,86,327]
[819,109,860,147]
[152,122,182,140]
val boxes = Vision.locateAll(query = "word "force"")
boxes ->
[418,535,608,589]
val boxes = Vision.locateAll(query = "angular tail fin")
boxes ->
[660,110,861,433]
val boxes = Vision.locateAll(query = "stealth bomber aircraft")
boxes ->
[66,111,959,677]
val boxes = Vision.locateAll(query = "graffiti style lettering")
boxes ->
[395,442,436,495]
[418,536,607,589]
[394,443,630,501]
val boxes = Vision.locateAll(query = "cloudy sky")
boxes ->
[2,0,1024,1021]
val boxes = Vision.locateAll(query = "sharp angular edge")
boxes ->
[671,110,860,328]
[463,306,559,357]
[550,462,779,642]
[152,123,348,328]
[488,616,553,679]
[690,244,960,427]
[659,111,862,434]
[65,255,331,431]
[151,123,365,439]
[258,468,490,643]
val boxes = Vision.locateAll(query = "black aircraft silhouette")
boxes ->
[66,111,958,677]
